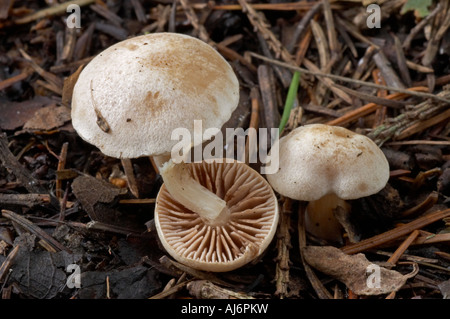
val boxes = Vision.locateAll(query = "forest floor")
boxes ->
[0,0,449,300]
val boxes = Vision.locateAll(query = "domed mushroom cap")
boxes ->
[267,124,390,201]
[71,32,239,159]
[154,160,279,272]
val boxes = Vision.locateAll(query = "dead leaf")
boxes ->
[23,104,71,131]
[62,65,84,107]
[0,96,53,130]
[71,174,126,222]
[8,237,82,299]
[303,246,417,295]
[78,265,161,299]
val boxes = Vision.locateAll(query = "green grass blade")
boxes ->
[279,70,300,134]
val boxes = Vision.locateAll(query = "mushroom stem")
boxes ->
[159,159,230,225]
[304,193,350,243]
[152,154,172,170]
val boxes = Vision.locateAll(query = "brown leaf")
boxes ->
[62,65,84,107]
[0,96,53,130]
[8,239,82,299]
[71,175,126,222]
[303,246,416,295]
[23,104,71,131]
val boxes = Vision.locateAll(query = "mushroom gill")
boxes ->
[154,160,279,272]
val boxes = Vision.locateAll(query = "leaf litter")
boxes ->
[0,0,449,300]
[303,245,417,295]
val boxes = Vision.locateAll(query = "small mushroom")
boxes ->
[266,124,390,243]
[154,160,279,272]
[71,32,240,220]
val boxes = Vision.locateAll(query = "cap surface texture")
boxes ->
[71,32,239,158]
[267,124,390,201]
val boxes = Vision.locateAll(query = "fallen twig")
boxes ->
[400,191,439,218]
[5,0,95,27]
[326,87,430,127]
[248,52,450,104]
[0,193,50,208]
[0,133,46,194]
[149,278,192,299]
[56,142,69,199]
[187,280,255,299]
[288,1,321,54]
[193,1,323,12]
[159,256,233,288]
[387,230,420,265]
[0,245,19,283]
[121,159,140,199]
[1,209,71,253]
[341,208,450,255]
[257,65,280,130]
[18,49,63,94]
[403,3,442,50]
[179,0,209,43]
[0,69,33,91]
[274,197,292,298]
[368,88,450,145]
[394,108,450,140]
[239,0,294,64]
[298,204,333,299]
[245,88,260,164]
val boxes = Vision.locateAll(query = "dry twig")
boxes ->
[341,209,450,255]
[1,209,71,253]
[274,198,292,298]
[249,52,450,104]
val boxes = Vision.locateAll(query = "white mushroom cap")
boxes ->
[71,33,239,159]
[154,160,279,272]
[267,124,390,201]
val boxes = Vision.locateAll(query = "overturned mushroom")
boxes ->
[266,124,390,243]
[154,160,279,272]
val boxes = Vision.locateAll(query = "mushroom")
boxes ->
[71,32,240,221]
[266,124,390,243]
[154,159,279,272]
